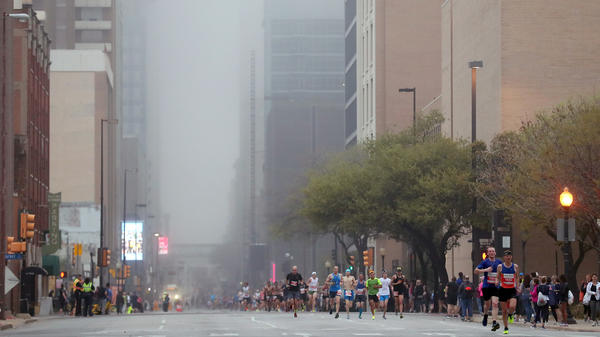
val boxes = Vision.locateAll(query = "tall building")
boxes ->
[356,0,442,142]
[49,49,113,280]
[344,0,357,147]
[0,1,50,316]
[353,0,442,275]
[33,0,114,55]
[263,0,346,280]
[441,0,600,281]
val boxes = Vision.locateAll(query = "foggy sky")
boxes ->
[146,0,242,244]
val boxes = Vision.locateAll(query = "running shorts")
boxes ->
[287,290,300,300]
[379,294,390,301]
[355,295,366,302]
[498,288,517,302]
[368,295,379,303]
[343,290,354,301]
[308,290,317,296]
[329,289,341,298]
[482,287,499,301]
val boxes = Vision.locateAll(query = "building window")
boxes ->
[80,30,104,43]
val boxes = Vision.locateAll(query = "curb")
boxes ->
[25,318,37,324]
[0,323,14,330]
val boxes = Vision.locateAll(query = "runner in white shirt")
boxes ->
[378,271,392,319]
[307,272,319,312]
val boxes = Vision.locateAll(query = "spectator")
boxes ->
[116,291,124,314]
[414,280,424,313]
[558,274,569,327]
[530,278,540,327]
[446,277,458,318]
[581,274,592,322]
[104,283,113,315]
[520,274,533,324]
[458,275,474,321]
[548,275,560,324]
[585,273,599,326]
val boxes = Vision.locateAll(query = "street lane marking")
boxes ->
[251,316,277,328]
[294,333,312,337]
[209,334,239,337]
[353,334,383,336]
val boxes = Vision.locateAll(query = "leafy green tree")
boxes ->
[476,97,600,287]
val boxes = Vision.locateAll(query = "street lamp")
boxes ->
[559,187,573,276]
[398,88,416,138]
[99,118,117,287]
[324,260,332,275]
[469,60,483,281]
[379,247,386,272]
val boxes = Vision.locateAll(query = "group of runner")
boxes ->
[235,246,517,334]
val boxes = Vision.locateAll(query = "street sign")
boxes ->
[5,253,23,260]
[5,267,19,294]
[502,236,511,248]
[557,218,576,242]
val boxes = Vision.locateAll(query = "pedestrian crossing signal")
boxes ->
[60,271,66,278]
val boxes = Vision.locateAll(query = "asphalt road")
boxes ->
[3,311,598,337]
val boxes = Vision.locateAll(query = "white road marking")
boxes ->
[423,333,456,337]
[209,334,239,337]
[353,334,383,336]
[251,316,278,328]
[294,333,312,337]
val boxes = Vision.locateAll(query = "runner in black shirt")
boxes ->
[286,265,303,318]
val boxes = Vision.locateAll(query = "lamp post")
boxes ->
[468,60,483,278]
[559,187,573,277]
[379,247,386,272]
[398,88,416,138]
[153,232,160,305]
[99,118,117,287]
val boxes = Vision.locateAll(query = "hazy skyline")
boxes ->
[146,0,242,244]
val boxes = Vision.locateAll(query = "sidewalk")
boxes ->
[466,313,600,333]
[0,314,37,331]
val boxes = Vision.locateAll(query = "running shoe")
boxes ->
[335,313,339,319]
[482,314,488,327]
[503,327,508,335]
[294,312,297,318]
[347,314,350,319]
[383,315,387,320]
[359,312,362,319]
[508,314,514,324]
[372,315,375,320]
[400,314,403,319]
[491,322,500,331]
[329,309,333,315]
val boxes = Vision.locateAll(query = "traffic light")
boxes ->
[98,247,111,267]
[60,271,66,278]
[20,213,35,239]
[124,265,131,278]
[349,255,355,271]
[363,250,369,266]
[7,236,26,253]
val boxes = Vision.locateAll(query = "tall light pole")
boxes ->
[398,88,416,138]
[559,188,573,277]
[468,60,483,281]
[100,118,117,286]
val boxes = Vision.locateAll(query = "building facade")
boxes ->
[441,0,600,281]
[49,49,113,280]
[353,0,442,276]
[344,0,357,147]
[356,0,442,142]
[263,0,346,280]
[33,0,113,55]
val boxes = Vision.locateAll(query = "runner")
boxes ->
[241,282,251,311]
[391,267,406,318]
[342,269,357,319]
[497,250,519,335]
[299,281,308,312]
[326,266,342,318]
[307,272,319,312]
[475,246,502,331]
[379,271,392,319]
[365,270,382,320]
[286,266,303,318]
[355,273,367,319]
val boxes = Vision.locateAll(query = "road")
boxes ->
[3,311,598,337]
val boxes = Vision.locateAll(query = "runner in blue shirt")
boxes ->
[326,266,342,318]
[475,246,502,331]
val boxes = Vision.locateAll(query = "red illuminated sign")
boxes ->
[158,236,168,255]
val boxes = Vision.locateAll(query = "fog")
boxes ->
[145,0,242,244]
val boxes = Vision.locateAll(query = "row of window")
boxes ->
[272,55,344,72]
[271,74,344,91]
[271,20,344,35]
[271,36,344,54]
